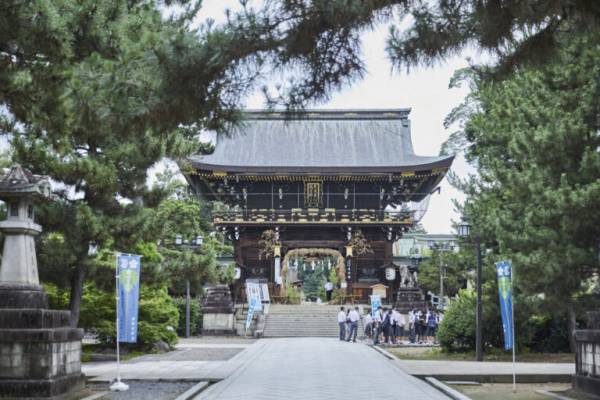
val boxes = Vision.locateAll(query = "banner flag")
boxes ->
[370,295,381,318]
[495,260,514,350]
[245,280,263,331]
[117,254,141,343]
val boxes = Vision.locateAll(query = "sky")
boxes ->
[191,1,475,234]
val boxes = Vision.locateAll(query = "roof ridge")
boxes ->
[242,108,411,120]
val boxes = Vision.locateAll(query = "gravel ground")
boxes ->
[452,383,572,400]
[88,381,197,400]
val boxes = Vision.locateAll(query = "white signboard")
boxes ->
[260,283,270,303]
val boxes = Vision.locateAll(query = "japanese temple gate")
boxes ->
[187,109,454,303]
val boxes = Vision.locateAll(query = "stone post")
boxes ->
[573,311,600,395]
[0,165,85,399]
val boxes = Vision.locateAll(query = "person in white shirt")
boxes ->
[324,280,334,302]
[347,307,360,342]
[337,306,346,341]
[364,311,373,338]
[408,309,416,343]
[397,312,407,342]
[391,308,400,344]
[372,306,383,345]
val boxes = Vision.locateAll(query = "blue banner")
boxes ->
[117,254,141,343]
[370,295,381,318]
[495,260,514,350]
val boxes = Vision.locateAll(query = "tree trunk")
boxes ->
[69,264,85,328]
[568,304,577,353]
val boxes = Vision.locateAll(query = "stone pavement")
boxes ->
[196,338,450,400]
[393,359,574,382]
[82,337,260,382]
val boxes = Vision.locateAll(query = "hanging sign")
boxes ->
[495,260,514,350]
[385,267,396,280]
[260,283,270,303]
[274,256,282,284]
[117,254,141,343]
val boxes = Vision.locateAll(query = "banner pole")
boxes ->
[110,253,128,392]
[511,267,516,393]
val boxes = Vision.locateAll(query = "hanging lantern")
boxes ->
[311,260,315,271]
[233,266,241,280]
[385,266,396,281]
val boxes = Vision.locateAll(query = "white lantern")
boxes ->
[385,267,396,281]
[340,282,347,289]
[233,267,241,280]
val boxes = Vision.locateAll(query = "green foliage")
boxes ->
[78,284,179,348]
[444,34,600,351]
[173,297,202,337]
[43,283,69,310]
[137,287,179,347]
[437,290,477,352]
[297,264,329,301]
[417,249,470,299]
[284,284,301,304]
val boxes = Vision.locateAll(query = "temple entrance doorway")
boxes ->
[281,248,345,303]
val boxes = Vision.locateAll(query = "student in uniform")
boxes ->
[390,307,399,344]
[345,308,351,335]
[364,310,373,338]
[382,308,392,344]
[408,309,416,343]
[427,311,438,343]
[337,306,346,341]
[347,306,360,342]
[372,306,383,345]
[397,311,406,343]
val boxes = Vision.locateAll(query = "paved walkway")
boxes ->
[196,338,449,400]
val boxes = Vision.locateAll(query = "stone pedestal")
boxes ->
[573,311,600,396]
[394,287,426,313]
[202,285,235,335]
[0,166,85,399]
[0,284,85,400]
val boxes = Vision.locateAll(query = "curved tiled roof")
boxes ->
[190,109,454,173]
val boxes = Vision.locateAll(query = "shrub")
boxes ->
[137,287,179,347]
[43,283,69,309]
[284,284,301,304]
[437,289,476,352]
[79,284,179,348]
[173,297,202,336]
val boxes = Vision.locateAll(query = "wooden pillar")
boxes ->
[384,239,394,302]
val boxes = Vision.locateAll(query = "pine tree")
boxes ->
[447,34,600,349]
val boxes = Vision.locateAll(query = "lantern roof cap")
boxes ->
[0,164,51,199]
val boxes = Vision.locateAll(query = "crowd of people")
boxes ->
[337,306,443,345]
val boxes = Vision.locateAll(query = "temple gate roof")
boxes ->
[189,109,454,174]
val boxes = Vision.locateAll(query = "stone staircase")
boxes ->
[263,304,365,338]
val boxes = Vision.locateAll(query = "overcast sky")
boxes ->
[194,1,474,234]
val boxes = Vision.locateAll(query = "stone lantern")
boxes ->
[0,165,50,287]
[0,165,85,399]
